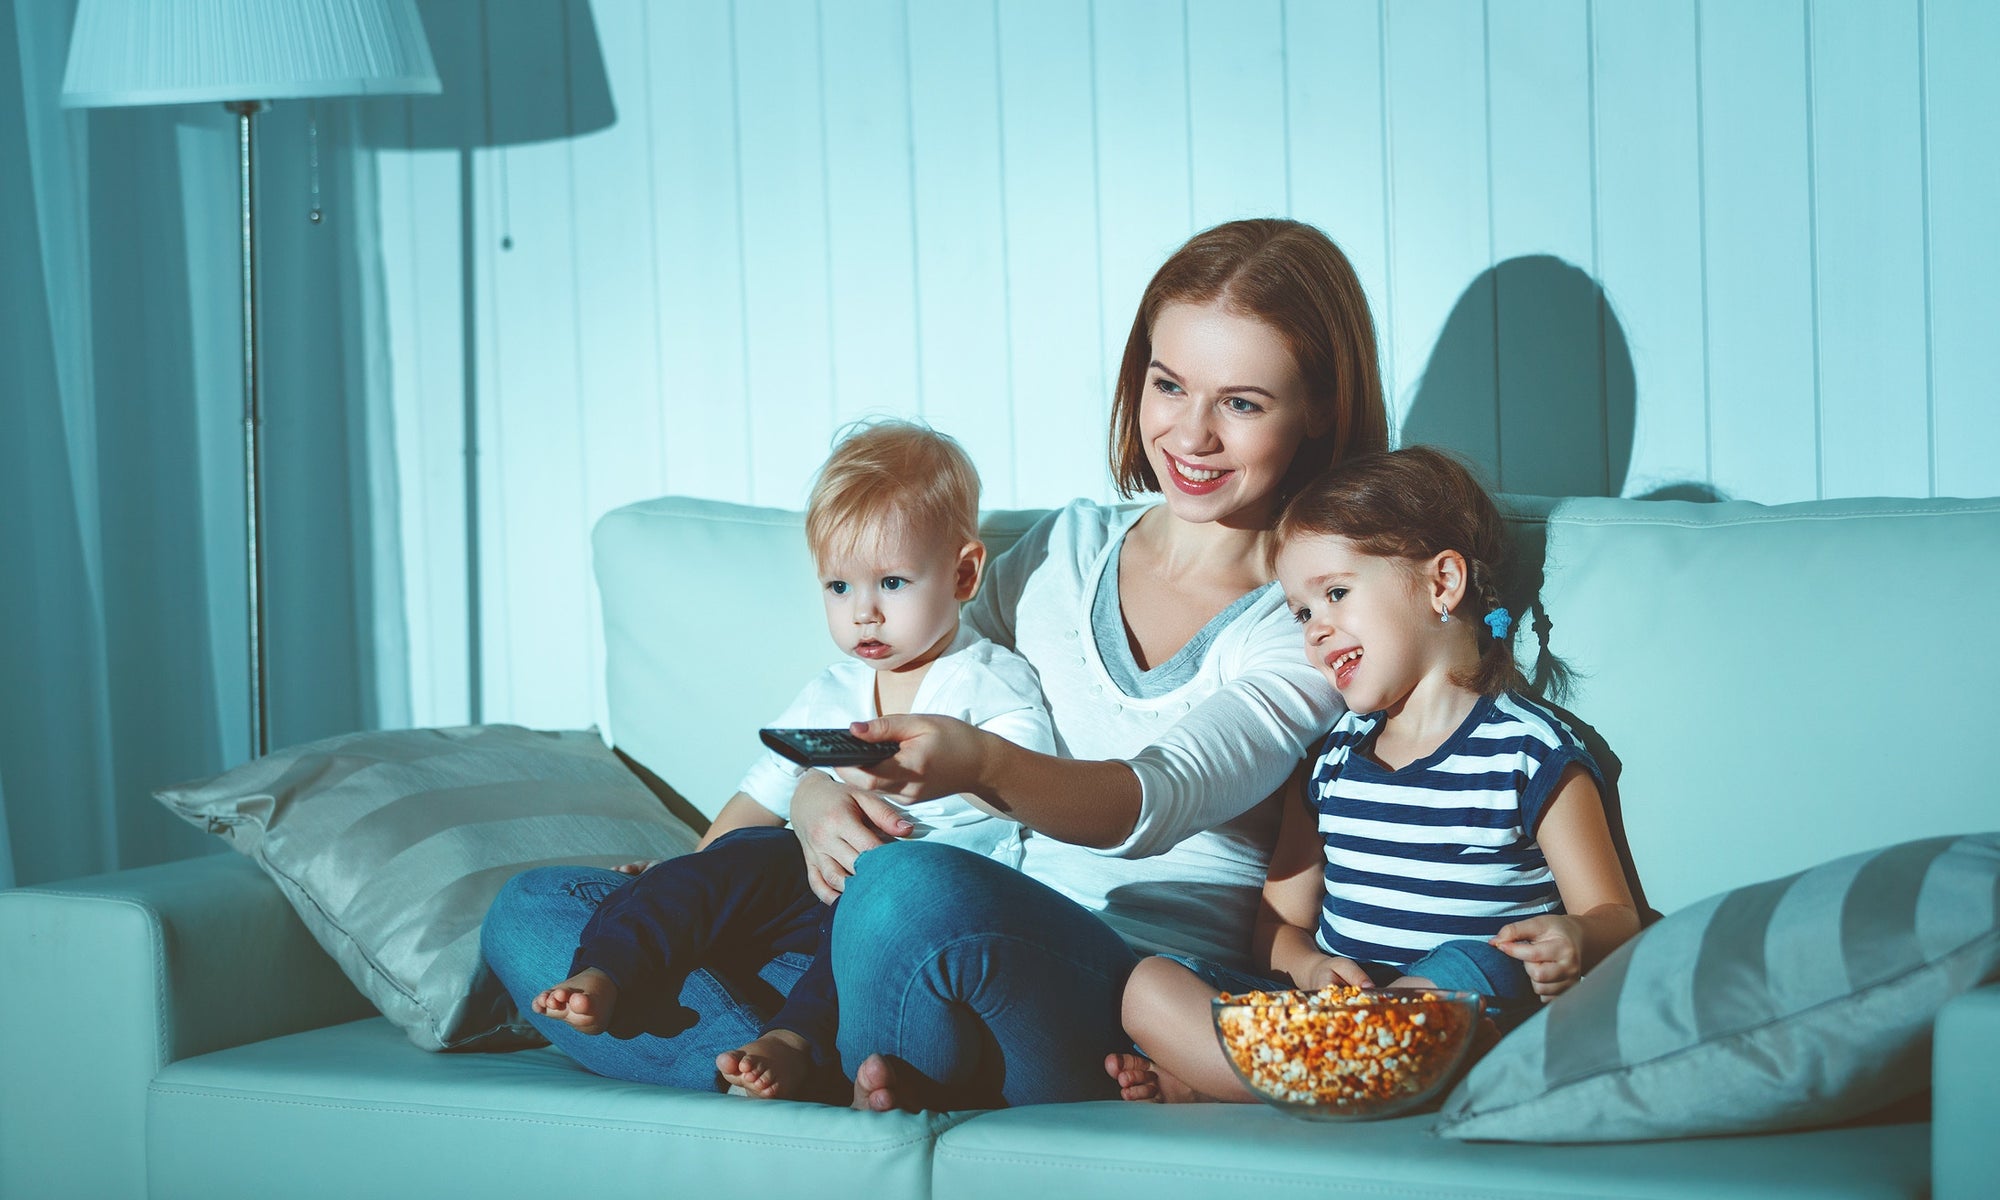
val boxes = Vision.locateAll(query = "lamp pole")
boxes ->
[226,99,270,759]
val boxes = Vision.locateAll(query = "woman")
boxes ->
[791,218,1388,1109]
[481,218,1387,1099]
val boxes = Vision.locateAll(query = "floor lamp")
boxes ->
[61,0,440,759]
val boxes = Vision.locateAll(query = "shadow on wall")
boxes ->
[1400,255,1723,505]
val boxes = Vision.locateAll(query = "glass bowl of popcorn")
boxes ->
[1211,986,1484,1120]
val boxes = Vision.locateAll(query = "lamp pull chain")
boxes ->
[307,103,323,224]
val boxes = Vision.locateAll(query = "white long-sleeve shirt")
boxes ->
[963,500,1344,966]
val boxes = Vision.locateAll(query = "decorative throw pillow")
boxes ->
[1437,832,2000,1141]
[155,725,699,1052]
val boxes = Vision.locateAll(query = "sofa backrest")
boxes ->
[1513,493,1999,914]
[592,497,1046,820]
[595,493,2000,919]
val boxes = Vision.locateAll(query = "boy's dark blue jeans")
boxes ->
[481,826,838,1090]
[573,826,840,1068]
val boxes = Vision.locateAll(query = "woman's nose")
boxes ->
[1174,404,1219,452]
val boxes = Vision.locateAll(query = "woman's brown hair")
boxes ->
[1273,446,1525,698]
[1110,219,1389,503]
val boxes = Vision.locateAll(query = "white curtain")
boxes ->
[1,0,407,889]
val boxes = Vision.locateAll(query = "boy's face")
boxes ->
[816,518,979,676]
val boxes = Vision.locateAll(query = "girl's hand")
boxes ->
[789,770,913,904]
[1491,915,1587,998]
[613,860,659,876]
[1300,954,1376,991]
[836,715,997,806]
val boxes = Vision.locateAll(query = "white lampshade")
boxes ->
[60,0,440,109]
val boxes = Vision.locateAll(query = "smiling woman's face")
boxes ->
[1138,300,1318,531]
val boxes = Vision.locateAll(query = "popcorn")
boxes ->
[1212,986,1477,1114]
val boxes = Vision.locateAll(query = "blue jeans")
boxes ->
[830,840,1142,1109]
[1161,937,1540,1029]
[481,864,811,1090]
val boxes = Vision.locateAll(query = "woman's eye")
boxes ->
[1225,395,1262,414]
[881,577,908,591]
[1151,376,1183,395]
[826,581,849,595]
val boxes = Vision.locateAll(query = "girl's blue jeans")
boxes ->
[482,839,1142,1106]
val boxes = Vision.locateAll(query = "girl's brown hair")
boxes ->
[1273,446,1524,698]
[1110,219,1389,504]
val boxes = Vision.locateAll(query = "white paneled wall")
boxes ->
[372,0,2000,732]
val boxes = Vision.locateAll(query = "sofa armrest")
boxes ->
[1935,981,2000,1200]
[0,852,373,1199]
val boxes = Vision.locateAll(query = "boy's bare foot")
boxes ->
[1103,1053,1199,1103]
[531,967,618,1035]
[717,1030,814,1100]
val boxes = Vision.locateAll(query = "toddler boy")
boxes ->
[532,420,1053,1100]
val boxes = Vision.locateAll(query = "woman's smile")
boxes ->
[1139,300,1314,528]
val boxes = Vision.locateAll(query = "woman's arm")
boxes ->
[844,629,1334,855]
[840,714,1140,848]
[1490,764,1641,997]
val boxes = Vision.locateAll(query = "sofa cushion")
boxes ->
[930,1100,1928,1200]
[154,725,698,1051]
[146,1019,964,1200]
[1437,832,2000,1142]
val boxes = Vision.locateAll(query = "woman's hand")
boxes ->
[1490,915,1586,998]
[837,715,998,806]
[789,770,913,904]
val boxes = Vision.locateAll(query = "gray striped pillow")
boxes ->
[156,725,698,1052]
[1437,833,2000,1141]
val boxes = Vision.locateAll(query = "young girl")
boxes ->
[1110,445,1640,1103]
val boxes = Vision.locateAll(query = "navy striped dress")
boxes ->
[1306,691,1602,969]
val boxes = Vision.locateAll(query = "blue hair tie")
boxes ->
[1484,607,1513,640]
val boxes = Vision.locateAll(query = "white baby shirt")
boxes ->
[735,623,1056,864]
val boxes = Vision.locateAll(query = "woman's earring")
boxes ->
[1438,607,1450,624]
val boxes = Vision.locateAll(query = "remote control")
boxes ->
[759,727,901,768]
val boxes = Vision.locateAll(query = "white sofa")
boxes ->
[4,492,1996,1199]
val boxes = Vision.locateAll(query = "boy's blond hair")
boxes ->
[805,420,981,565]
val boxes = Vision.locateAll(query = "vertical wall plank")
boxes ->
[1487,0,1606,497]
[1811,0,1929,499]
[1383,1,1493,447]
[1925,0,2000,499]
[1594,0,1709,500]
[1285,0,1394,408]
[1699,0,1819,503]
[1187,0,1289,229]
[571,0,666,518]
[997,0,1112,507]
[481,1,591,725]
[733,0,835,508]
[571,0,665,729]
[906,0,1015,502]
[649,0,750,505]
[1093,0,1193,397]
[821,0,923,431]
